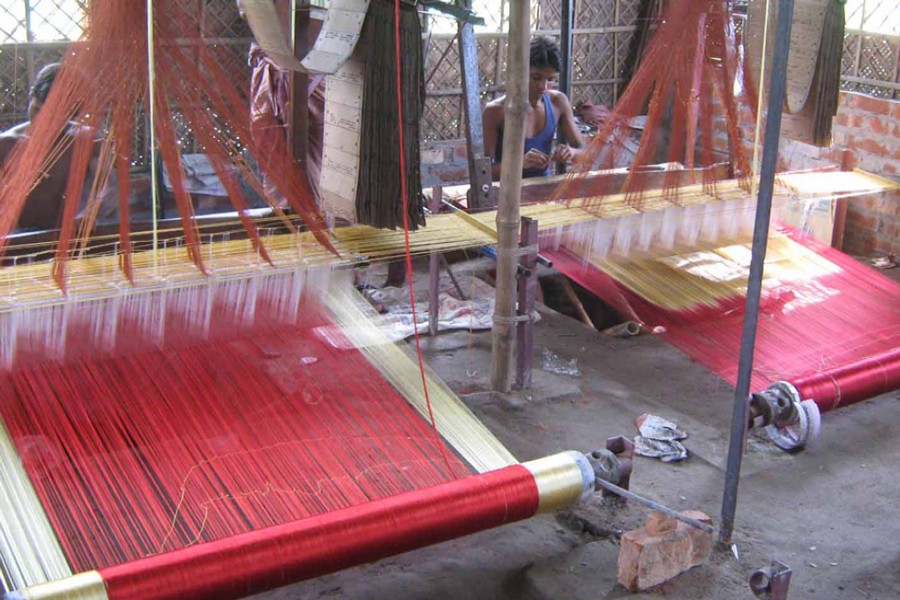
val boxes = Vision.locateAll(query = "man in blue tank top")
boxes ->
[483,36,585,179]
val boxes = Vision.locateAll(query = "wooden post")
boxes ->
[491,0,530,393]
[831,150,854,250]
[515,217,538,389]
[429,186,442,336]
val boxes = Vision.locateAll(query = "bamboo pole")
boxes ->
[491,0,530,392]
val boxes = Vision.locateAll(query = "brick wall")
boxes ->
[421,140,472,187]
[777,93,900,257]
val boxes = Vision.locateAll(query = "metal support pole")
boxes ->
[458,0,493,208]
[516,217,538,389]
[290,1,311,166]
[559,0,575,97]
[429,186,442,336]
[557,0,575,175]
[491,0,530,392]
[718,0,796,545]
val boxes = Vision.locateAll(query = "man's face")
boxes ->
[529,67,558,104]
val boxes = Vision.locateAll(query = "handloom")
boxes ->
[518,0,900,449]
[0,2,599,598]
[0,0,896,597]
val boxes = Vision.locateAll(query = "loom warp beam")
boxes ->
[7,453,592,600]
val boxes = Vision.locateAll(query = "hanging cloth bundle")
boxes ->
[356,0,426,230]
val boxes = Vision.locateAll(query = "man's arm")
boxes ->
[552,92,585,164]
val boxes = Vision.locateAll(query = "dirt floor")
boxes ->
[253,261,900,600]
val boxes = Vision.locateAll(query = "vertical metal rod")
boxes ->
[290,0,310,165]
[556,0,575,175]
[428,186,442,337]
[458,1,493,208]
[559,0,575,97]
[516,217,538,389]
[718,0,796,546]
[491,0,530,392]
[146,0,159,266]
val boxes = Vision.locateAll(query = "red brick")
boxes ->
[884,191,900,217]
[435,166,468,183]
[847,209,880,231]
[883,162,899,176]
[844,229,877,254]
[850,137,889,157]
[881,219,900,240]
[892,101,900,120]
[617,511,713,592]
[844,113,867,128]
[867,116,891,137]
[831,130,850,147]
[874,236,896,254]
[851,194,888,212]
[847,93,892,116]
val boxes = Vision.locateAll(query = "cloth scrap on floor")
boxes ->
[634,413,689,462]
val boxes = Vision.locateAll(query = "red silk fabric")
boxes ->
[544,226,900,412]
[100,464,539,600]
[793,347,900,412]
[0,305,468,572]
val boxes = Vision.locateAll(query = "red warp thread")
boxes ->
[0,0,334,278]
[543,227,900,411]
[1,305,469,573]
[99,464,539,600]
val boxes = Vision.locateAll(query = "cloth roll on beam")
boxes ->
[793,347,900,413]
[7,452,593,600]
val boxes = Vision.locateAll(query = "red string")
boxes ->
[548,1,750,209]
[393,0,456,477]
[0,0,334,272]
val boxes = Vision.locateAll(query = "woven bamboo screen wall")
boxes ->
[0,0,252,148]
[841,0,900,99]
[1,0,897,142]
[422,0,647,141]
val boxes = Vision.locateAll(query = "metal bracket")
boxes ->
[750,560,792,600]
[750,382,822,452]
[467,156,494,208]
[421,0,485,25]
[588,436,634,504]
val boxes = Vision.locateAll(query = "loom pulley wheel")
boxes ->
[752,382,822,452]
[765,399,821,452]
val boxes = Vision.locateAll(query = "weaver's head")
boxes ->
[529,36,560,105]
[29,62,60,121]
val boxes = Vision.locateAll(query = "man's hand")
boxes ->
[551,144,574,164]
[523,148,550,171]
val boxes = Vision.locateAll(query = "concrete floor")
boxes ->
[253,265,900,600]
